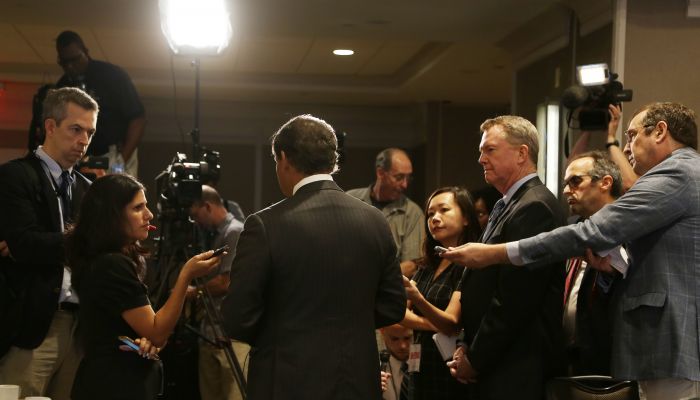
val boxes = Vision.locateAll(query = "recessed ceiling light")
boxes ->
[333,49,354,56]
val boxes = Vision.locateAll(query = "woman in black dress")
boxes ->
[66,174,221,400]
[402,186,481,399]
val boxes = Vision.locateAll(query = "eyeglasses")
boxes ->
[624,124,655,143]
[562,174,598,190]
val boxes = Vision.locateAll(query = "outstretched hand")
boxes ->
[440,242,509,269]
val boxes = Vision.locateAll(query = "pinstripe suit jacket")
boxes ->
[221,179,406,400]
[519,147,700,381]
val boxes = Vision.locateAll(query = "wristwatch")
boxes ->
[606,139,620,149]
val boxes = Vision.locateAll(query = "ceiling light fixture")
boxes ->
[333,49,354,56]
[159,0,232,55]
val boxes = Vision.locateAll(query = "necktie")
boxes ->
[489,198,506,223]
[57,170,74,223]
[400,361,412,400]
[563,257,583,307]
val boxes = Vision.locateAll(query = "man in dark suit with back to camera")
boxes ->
[448,115,566,399]
[221,114,406,400]
[0,87,98,400]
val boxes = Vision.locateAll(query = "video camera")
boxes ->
[155,149,221,221]
[561,63,633,130]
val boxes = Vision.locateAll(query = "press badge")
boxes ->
[407,343,421,372]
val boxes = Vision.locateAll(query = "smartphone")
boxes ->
[118,336,160,360]
[211,245,230,257]
[434,245,448,255]
[118,335,141,351]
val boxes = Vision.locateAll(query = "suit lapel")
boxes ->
[480,177,543,243]
[26,154,62,231]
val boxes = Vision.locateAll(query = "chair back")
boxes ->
[546,376,639,400]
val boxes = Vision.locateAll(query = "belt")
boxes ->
[58,302,80,311]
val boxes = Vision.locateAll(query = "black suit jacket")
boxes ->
[0,153,90,349]
[460,177,566,400]
[222,180,406,400]
[568,264,615,375]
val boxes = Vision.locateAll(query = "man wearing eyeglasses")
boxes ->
[442,102,700,400]
[54,30,145,177]
[348,148,424,278]
[561,151,625,376]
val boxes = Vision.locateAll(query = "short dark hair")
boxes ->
[375,148,407,171]
[637,102,697,150]
[43,87,99,126]
[472,185,501,213]
[569,150,623,198]
[271,114,339,175]
[67,174,148,293]
[56,30,88,53]
[421,186,482,270]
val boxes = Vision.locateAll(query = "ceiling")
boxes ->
[0,0,611,106]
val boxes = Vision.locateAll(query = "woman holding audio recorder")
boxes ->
[401,186,481,399]
[65,174,222,400]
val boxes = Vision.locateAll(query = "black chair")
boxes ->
[546,376,639,400]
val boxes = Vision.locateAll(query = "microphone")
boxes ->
[561,85,589,109]
[379,350,391,372]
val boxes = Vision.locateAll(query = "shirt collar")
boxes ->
[214,213,234,234]
[35,146,73,183]
[502,172,538,205]
[292,174,334,195]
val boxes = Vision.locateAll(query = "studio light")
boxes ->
[576,63,610,86]
[333,49,354,56]
[159,0,232,55]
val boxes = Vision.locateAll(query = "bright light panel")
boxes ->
[545,104,560,197]
[333,49,354,56]
[160,0,232,55]
[577,63,609,86]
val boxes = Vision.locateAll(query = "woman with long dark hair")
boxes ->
[66,174,221,400]
[401,186,481,399]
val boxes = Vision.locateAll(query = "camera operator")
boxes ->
[55,30,146,176]
[570,104,639,193]
[188,185,248,400]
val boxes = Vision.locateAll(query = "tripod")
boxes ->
[150,215,247,400]
[148,56,247,399]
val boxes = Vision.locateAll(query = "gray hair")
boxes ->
[480,115,539,165]
[43,87,99,126]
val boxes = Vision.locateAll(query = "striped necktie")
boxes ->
[57,170,74,223]
[400,361,412,400]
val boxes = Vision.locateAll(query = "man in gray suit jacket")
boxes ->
[442,102,700,400]
[221,114,406,400]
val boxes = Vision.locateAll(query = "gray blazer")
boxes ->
[519,147,700,381]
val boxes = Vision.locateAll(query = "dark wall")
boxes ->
[138,102,507,220]
[515,23,613,124]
